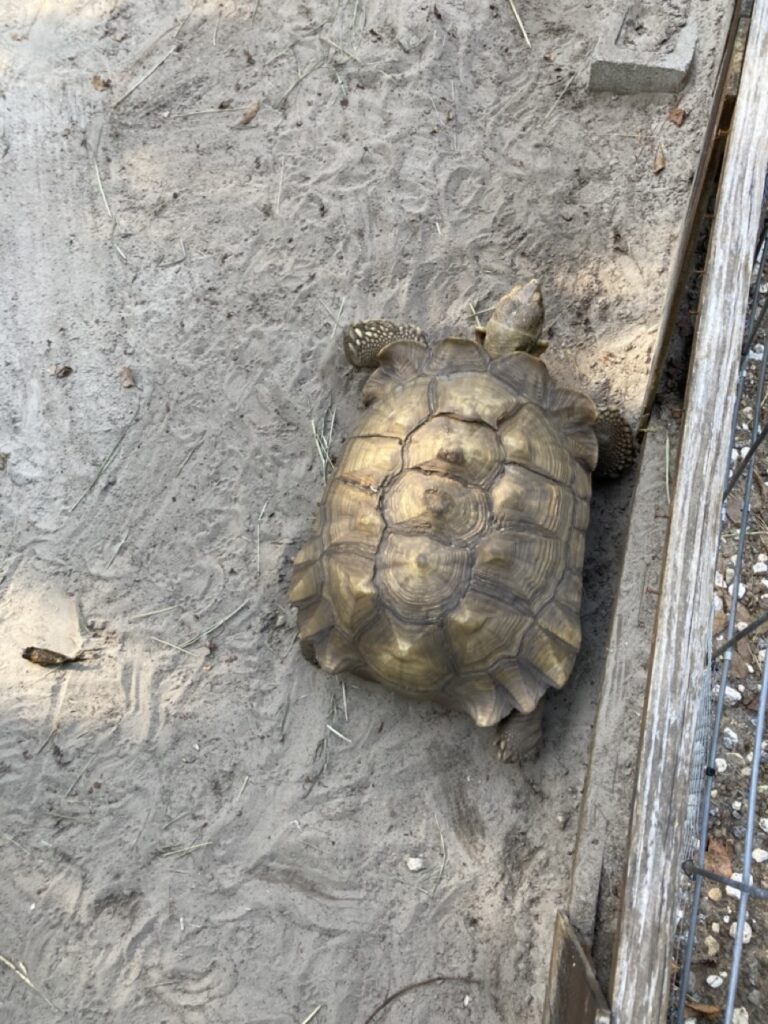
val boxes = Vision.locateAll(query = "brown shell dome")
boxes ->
[289,337,598,728]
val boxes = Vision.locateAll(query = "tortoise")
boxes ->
[289,280,634,760]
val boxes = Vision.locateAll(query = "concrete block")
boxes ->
[589,12,697,94]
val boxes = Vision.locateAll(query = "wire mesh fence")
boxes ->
[672,176,768,1023]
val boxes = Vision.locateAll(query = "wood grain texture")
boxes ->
[610,3,768,1021]
[542,911,609,1024]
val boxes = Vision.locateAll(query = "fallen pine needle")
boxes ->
[69,403,140,512]
[93,158,112,219]
[326,724,351,743]
[362,976,479,1024]
[236,774,251,801]
[320,36,361,62]
[432,813,447,895]
[182,599,250,648]
[300,1004,325,1024]
[0,954,58,1010]
[113,45,178,108]
[506,0,531,47]
[129,604,179,622]
[160,840,213,858]
[151,635,195,655]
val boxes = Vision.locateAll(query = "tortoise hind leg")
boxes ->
[496,703,544,763]
[593,408,636,478]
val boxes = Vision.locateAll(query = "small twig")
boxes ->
[505,0,531,47]
[0,954,57,1011]
[276,156,285,215]
[362,976,479,1024]
[169,106,252,118]
[65,752,97,798]
[158,239,187,268]
[36,726,58,756]
[69,403,140,512]
[300,1004,325,1024]
[256,500,269,575]
[162,810,189,830]
[341,679,348,722]
[113,45,178,109]
[175,0,201,38]
[665,430,671,504]
[0,832,31,854]
[277,59,326,108]
[467,301,481,328]
[541,42,600,128]
[432,813,446,895]
[131,807,153,848]
[107,529,130,568]
[160,840,212,858]
[182,599,250,648]
[151,635,196,655]
[212,5,222,46]
[129,603,179,622]
[320,36,361,62]
[178,435,204,473]
[93,158,112,220]
[236,774,251,801]
[326,723,352,744]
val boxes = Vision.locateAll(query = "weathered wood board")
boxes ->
[610,2,768,1020]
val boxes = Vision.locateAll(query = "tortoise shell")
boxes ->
[289,337,599,727]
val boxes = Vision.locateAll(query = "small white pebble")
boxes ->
[713,593,725,612]
[747,664,755,674]
[712,921,721,934]
[463,995,471,1008]
[729,920,753,944]
[741,446,752,459]
[715,685,742,706]
[715,571,726,588]
[704,934,720,957]
[723,727,739,749]
[29,903,35,912]
[733,1007,749,1024]
[707,974,724,989]
[752,848,768,864]
[754,562,768,574]
[759,553,768,563]
[716,757,728,774]
[727,872,752,897]
[406,856,425,872]
[724,914,731,923]
[707,886,722,901]
[738,683,746,692]
[758,817,768,833]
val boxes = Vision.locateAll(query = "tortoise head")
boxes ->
[476,279,546,357]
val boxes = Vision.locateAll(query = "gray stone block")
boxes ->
[589,14,697,94]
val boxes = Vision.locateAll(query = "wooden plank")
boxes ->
[542,912,609,1024]
[566,415,669,949]
[639,0,748,427]
[610,3,768,1021]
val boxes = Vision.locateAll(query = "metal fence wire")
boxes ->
[673,176,768,1024]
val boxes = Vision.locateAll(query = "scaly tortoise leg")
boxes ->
[593,408,636,478]
[342,320,425,368]
[496,703,545,763]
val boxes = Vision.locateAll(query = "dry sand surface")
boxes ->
[1,1,728,1021]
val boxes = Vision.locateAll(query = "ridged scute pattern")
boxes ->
[290,338,598,727]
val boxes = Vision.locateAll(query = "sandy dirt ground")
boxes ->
[0,2,728,1021]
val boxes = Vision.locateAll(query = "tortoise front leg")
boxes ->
[342,320,425,368]
[496,703,544,763]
